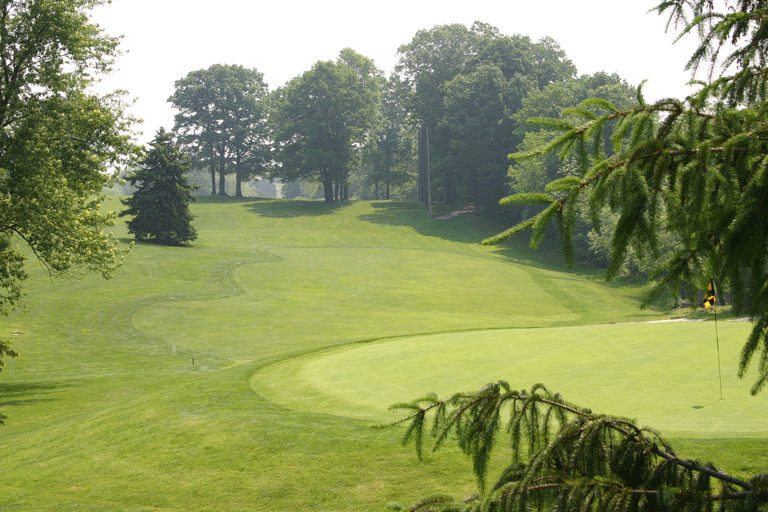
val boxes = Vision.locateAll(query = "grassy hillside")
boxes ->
[1,198,763,511]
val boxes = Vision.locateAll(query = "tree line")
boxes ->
[161,22,638,218]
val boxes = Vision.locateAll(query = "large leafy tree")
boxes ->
[368,75,416,200]
[169,64,270,197]
[120,130,197,246]
[272,49,381,202]
[441,64,516,215]
[0,0,136,409]
[396,23,575,208]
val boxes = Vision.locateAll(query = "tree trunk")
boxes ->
[235,154,243,198]
[210,162,217,195]
[218,147,227,195]
[333,177,340,201]
[385,138,391,200]
[323,173,334,202]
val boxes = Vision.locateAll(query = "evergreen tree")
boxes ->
[121,130,197,246]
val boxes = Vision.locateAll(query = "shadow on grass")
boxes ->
[244,198,351,218]
[357,201,498,242]
[358,201,572,268]
[0,381,64,407]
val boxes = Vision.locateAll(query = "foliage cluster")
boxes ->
[0,0,138,395]
[396,23,579,214]
[169,22,638,212]
[270,49,383,202]
[169,64,270,197]
[486,0,768,394]
[390,1,768,511]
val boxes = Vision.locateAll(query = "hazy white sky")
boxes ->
[91,0,702,143]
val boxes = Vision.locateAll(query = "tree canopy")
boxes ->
[396,23,576,209]
[271,49,382,202]
[0,0,137,408]
[169,64,270,196]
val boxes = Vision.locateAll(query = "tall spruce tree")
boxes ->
[393,2,768,511]
[121,130,197,246]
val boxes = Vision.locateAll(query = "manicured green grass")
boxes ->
[253,322,763,435]
[1,198,765,511]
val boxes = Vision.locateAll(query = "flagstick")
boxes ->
[714,305,723,400]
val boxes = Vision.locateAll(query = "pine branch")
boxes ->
[391,382,760,511]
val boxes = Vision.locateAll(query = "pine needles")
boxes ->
[390,382,763,512]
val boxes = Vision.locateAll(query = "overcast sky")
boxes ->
[90,0,702,143]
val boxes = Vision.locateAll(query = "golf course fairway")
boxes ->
[252,320,766,436]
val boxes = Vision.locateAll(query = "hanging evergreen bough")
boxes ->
[483,1,768,394]
[389,382,768,512]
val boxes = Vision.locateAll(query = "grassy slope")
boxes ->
[0,198,763,511]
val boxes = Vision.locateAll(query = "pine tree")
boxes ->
[121,130,197,246]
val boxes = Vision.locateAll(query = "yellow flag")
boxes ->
[703,281,717,308]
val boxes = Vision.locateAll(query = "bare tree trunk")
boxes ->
[323,173,334,202]
[235,154,243,198]
[218,147,227,195]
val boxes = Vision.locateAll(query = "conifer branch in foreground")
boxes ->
[390,382,767,512]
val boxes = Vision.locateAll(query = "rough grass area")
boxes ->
[1,198,765,511]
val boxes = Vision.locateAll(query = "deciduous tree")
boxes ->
[272,50,381,202]
[396,23,575,209]
[169,64,270,196]
[0,0,137,410]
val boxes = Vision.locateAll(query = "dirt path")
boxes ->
[436,204,474,220]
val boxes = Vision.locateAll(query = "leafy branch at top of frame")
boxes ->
[657,1,768,81]
[481,97,683,250]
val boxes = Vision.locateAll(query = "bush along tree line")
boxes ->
[389,1,768,511]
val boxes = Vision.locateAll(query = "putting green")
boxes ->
[251,320,768,437]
